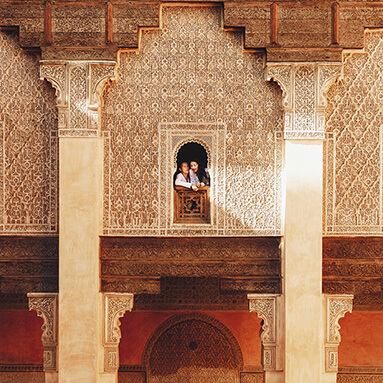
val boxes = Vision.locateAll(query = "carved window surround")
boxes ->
[159,123,226,235]
[324,294,353,373]
[248,293,280,371]
[27,293,58,373]
[266,62,342,140]
[40,60,115,138]
[103,292,134,372]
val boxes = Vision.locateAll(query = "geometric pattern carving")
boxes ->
[0,31,58,234]
[324,30,383,235]
[103,293,134,372]
[142,313,243,383]
[102,5,283,236]
[324,294,353,373]
[27,293,58,372]
[266,62,342,140]
[40,60,115,138]
[248,294,279,371]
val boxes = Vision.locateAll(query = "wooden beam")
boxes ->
[332,2,340,45]
[44,0,52,46]
[106,1,113,44]
[271,2,278,45]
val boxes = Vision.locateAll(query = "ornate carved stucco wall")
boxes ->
[324,30,383,236]
[0,31,58,235]
[101,5,283,236]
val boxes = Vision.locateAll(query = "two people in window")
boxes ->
[174,160,210,191]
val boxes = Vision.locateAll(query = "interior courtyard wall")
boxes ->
[0,31,58,235]
[101,5,283,237]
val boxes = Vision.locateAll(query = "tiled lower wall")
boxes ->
[118,369,264,382]
[0,372,44,383]
[338,367,383,382]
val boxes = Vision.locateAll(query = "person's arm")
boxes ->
[175,173,193,189]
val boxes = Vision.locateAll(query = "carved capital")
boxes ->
[266,64,293,110]
[248,293,279,370]
[89,62,116,107]
[317,63,342,109]
[103,292,134,372]
[324,294,353,373]
[40,60,115,137]
[266,62,343,140]
[40,62,67,107]
[28,293,58,371]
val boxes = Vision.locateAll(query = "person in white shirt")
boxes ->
[174,161,198,191]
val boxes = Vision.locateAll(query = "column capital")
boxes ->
[248,293,280,371]
[28,293,58,372]
[103,292,134,372]
[40,60,116,138]
[266,62,342,140]
[324,294,353,373]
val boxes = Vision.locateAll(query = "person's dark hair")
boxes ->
[191,159,209,185]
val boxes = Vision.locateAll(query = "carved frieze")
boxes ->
[0,237,58,308]
[101,237,281,260]
[101,237,281,303]
[134,277,250,311]
[323,237,383,311]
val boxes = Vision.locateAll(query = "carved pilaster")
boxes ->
[266,62,342,139]
[40,60,115,137]
[28,293,58,372]
[248,294,279,371]
[103,292,134,372]
[324,294,353,373]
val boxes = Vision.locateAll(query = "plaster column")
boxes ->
[40,60,115,383]
[266,62,342,383]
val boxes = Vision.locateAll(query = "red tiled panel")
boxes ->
[0,310,43,364]
[339,312,383,366]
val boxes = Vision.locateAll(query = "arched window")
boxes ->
[173,142,210,224]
